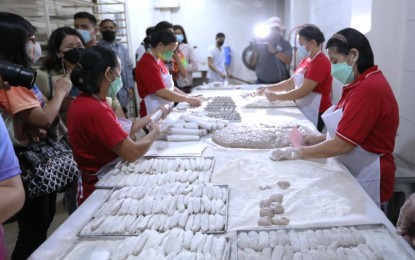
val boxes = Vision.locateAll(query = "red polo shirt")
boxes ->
[295,52,333,112]
[135,52,169,117]
[335,66,399,202]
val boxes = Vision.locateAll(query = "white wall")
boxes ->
[389,0,415,163]
[125,0,287,82]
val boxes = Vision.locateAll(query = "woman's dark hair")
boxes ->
[0,12,37,68]
[155,21,173,31]
[173,25,188,44]
[326,28,374,73]
[71,46,117,94]
[298,25,325,45]
[42,27,85,73]
[143,29,177,48]
[146,26,156,36]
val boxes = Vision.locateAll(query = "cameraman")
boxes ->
[0,12,71,259]
[251,17,292,84]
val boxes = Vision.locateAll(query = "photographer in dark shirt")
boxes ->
[250,17,292,84]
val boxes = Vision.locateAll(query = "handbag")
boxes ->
[15,136,79,198]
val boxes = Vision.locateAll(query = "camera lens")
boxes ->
[0,60,37,89]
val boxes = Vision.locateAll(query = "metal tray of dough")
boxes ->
[62,236,232,260]
[78,184,230,237]
[235,223,414,260]
[95,156,216,189]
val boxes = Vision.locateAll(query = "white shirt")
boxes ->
[207,44,226,82]
[136,45,146,62]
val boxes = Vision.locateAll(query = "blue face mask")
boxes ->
[331,53,358,84]
[77,29,92,44]
[176,34,184,43]
[107,70,123,98]
[297,45,308,58]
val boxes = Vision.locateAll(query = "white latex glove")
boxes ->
[270,147,303,161]
[396,193,415,246]
[301,133,326,146]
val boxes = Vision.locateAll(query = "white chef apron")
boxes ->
[293,54,322,128]
[322,105,381,207]
[144,72,175,115]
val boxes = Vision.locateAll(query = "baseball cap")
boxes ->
[266,16,285,30]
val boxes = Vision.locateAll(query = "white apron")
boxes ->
[294,73,322,128]
[321,106,381,206]
[144,72,175,115]
[293,54,322,128]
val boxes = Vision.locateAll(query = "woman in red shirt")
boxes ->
[271,28,399,210]
[67,46,160,205]
[259,25,332,132]
[135,29,201,117]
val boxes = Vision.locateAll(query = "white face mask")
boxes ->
[26,42,42,63]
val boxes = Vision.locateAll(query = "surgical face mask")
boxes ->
[331,53,358,84]
[77,29,92,44]
[297,45,308,58]
[101,30,116,42]
[176,34,184,43]
[26,42,42,63]
[63,47,84,64]
[107,70,123,98]
[159,50,174,61]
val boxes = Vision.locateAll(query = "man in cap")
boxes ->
[252,17,292,84]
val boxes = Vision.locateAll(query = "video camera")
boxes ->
[0,60,37,89]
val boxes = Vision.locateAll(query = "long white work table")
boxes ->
[30,85,415,259]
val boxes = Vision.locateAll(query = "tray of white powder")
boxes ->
[95,156,215,189]
[235,224,413,260]
[63,231,231,260]
[78,183,230,237]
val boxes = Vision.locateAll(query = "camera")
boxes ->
[0,60,37,89]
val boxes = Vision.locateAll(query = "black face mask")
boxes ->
[217,40,224,47]
[63,48,84,64]
[102,30,116,42]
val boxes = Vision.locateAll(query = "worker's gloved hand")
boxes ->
[270,147,303,161]
[302,133,326,146]
[396,193,415,246]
